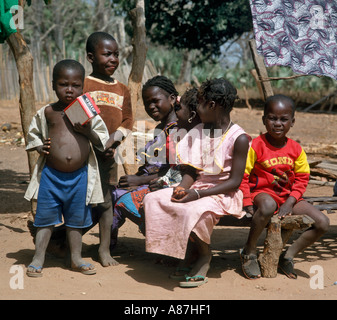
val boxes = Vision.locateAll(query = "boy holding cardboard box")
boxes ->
[25,59,109,277]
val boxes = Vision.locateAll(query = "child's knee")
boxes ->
[315,214,330,234]
[258,198,277,218]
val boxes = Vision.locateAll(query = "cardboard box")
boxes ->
[64,93,100,125]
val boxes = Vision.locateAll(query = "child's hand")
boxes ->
[36,138,51,155]
[244,205,254,216]
[171,186,186,200]
[104,147,116,159]
[118,175,144,188]
[277,202,293,219]
[171,188,198,203]
[148,178,162,192]
[73,121,92,137]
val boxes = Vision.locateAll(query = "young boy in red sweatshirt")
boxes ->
[240,94,329,279]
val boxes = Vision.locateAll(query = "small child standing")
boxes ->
[83,31,133,266]
[144,78,251,287]
[25,59,109,277]
[240,94,330,279]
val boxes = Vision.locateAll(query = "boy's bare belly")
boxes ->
[45,107,90,172]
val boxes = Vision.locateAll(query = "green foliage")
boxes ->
[144,0,252,59]
[26,0,51,5]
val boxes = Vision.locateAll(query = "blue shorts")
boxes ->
[34,165,92,228]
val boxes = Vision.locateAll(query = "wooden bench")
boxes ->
[218,196,337,278]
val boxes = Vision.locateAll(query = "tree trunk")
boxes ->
[128,0,147,117]
[6,31,37,176]
[6,29,38,217]
[178,49,194,85]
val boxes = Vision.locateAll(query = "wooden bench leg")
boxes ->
[258,216,283,278]
[258,215,315,278]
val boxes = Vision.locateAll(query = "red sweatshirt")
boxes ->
[240,133,310,207]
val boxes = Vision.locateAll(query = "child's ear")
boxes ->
[291,117,295,127]
[262,115,266,125]
[52,80,55,91]
[169,94,177,106]
[87,52,94,64]
[209,101,216,110]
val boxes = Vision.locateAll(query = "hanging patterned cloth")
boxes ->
[249,0,337,80]
[0,0,18,43]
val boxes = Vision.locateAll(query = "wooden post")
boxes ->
[258,215,283,278]
[258,215,314,278]
[249,39,274,101]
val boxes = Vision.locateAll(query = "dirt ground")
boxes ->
[1,99,337,301]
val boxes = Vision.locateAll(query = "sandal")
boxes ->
[26,265,43,278]
[169,267,192,280]
[240,248,261,279]
[278,253,297,279]
[179,275,208,288]
[71,263,96,275]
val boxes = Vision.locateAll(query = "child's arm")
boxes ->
[171,134,250,203]
[118,173,159,188]
[239,144,256,214]
[277,148,310,218]
[106,86,133,149]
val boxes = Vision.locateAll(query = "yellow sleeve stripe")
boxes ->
[245,147,257,175]
[294,149,310,174]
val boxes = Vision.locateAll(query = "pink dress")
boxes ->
[144,123,249,260]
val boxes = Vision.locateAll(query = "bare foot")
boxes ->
[99,250,119,267]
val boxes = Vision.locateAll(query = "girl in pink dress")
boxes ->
[143,78,251,287]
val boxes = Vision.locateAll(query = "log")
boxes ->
[258,215,314,278]
[304,196,337,203]
[258,216,283,278]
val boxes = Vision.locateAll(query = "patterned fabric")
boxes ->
[250,0,337,80]
[110,121,178,249]
[115,186,150,219]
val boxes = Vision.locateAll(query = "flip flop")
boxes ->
[169,267,192,280]
[239,248,261,280]
[26,265,43,278]
[71,263,96,275]
[278,254,297,279]
[179,275,208,288]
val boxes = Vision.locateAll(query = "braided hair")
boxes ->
[142,75,179,97]
[197,78,238,113]
[180,87,198,112]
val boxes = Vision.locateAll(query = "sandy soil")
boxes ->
[1,100,337,301]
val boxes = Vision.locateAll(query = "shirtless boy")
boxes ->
[25,59,109,277]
